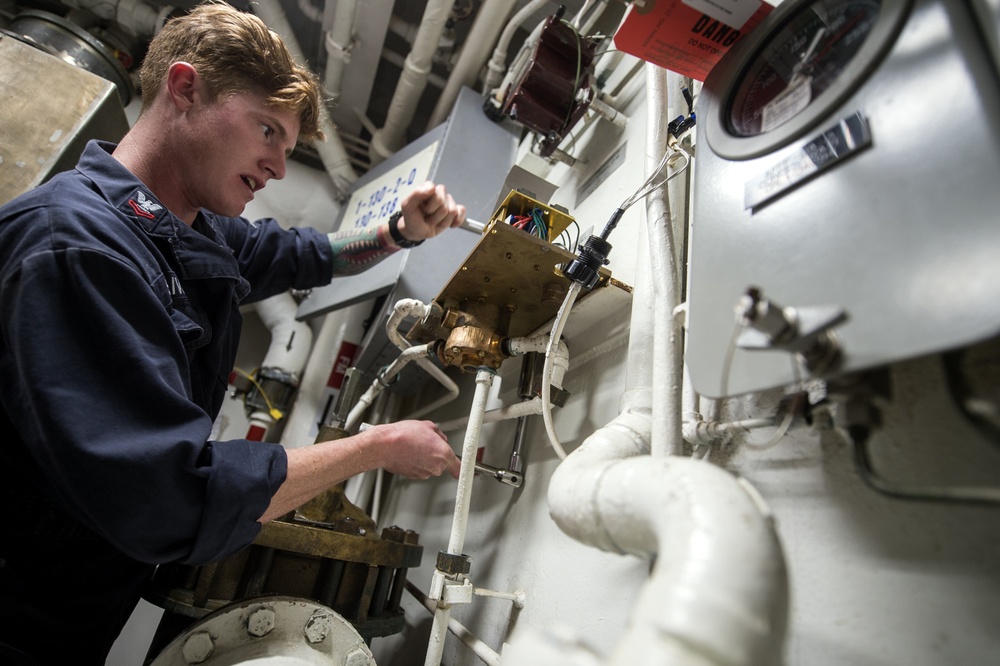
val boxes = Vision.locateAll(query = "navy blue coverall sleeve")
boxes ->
[0,208,334,566]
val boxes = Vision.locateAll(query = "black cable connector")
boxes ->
[563,235,612,290]
[682,87,695,115]
[668,112,697,140]
[564,207,625,290]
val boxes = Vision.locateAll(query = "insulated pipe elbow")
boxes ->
[604,460,787,666]
[548,414,788,666]
[547,410,652,552]
[507,336,570,387]
[387,299,431,350]
[254,292,313,380]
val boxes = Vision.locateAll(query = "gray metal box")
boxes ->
[687,0,1000,397]
[297,87,519,391]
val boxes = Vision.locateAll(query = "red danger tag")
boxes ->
[613,0,773,81]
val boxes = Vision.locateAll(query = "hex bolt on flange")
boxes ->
[181,631,215,664]
[345,647,372,666]
[246,606,276,637]
[304,610,334,644]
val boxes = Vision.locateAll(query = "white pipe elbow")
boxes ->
[254,292,313,380]
[606,461,787,666]
[507,335,570,387]
[386,299,430,349]
[548,410,652,552]
[548,411,788,666]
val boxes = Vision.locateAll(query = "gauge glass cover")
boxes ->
[728,0,882,137]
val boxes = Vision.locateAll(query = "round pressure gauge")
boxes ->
[703,0,912,160]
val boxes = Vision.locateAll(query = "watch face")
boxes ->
[728,0,882,137]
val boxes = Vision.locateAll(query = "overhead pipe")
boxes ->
[378,48,449,90]
[251,0,358,199]
[428,0,519,127]
[369,0,454,164]
[572,0,609,36]
[481,0,549,97]
[322,0,359,104]
[60,0,172,36]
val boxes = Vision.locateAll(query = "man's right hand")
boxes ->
[359,420,461,479]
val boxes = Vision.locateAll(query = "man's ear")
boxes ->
[165,62,199,110]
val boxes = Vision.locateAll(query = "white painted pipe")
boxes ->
[384,299,460,414]
[547,429,789,666]
[436,395,543,433]
[242,292,314,442]
[377,47,450,90]
[61,0,169,36]
[507,333,570,388]
[429,0,519,127]
[645,63,684,458]
[279,303,366,449]
[587,95,628,131]
[251,0,358,198]
[424,367,496,666]
[528,65,787,666]
[407,580,503,666]
[482,0,549,95]
[344,343,437,431]
[448,368,493,554]
[370,0,453,163]
[575,0,609,36]
[254,292,313,381]
[626,218,656,416]
[323,0,359,103]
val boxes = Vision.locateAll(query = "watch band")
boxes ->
[387,211,424,248]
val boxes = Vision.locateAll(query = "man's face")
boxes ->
[182,89,301,218]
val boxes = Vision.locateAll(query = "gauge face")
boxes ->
[728,0,882,137]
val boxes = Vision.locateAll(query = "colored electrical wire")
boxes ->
[233,367,284,420]
[555,219,581,251]
[506,209,551,240]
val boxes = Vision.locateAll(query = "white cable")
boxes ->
[542,281,582,460]
[621,145,690,212]
[740,408,796,451]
